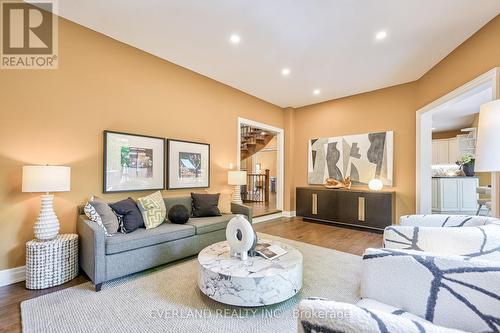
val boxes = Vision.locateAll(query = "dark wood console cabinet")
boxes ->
[296,187,395,231]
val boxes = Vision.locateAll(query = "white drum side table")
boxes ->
[25,234,79,289]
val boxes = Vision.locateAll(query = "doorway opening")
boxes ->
[237,118,284,218]
[416,68,499,217]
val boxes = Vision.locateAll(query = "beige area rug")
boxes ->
[21,233,362,333]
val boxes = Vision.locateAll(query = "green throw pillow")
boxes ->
[137,191,166,229]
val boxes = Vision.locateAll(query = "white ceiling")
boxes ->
[432,87,493,132]
[55,1,500,107]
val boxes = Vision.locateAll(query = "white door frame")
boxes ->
[237,117,284,211]
[416,67,499,216]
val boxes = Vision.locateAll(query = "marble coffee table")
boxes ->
[197,239,303,307]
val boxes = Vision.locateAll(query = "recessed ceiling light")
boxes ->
[313,89,321,95]
[229,34,241,44]
[281,68,290,76]
[375,30,387,41]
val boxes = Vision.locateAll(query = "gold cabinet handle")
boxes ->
[358,197,365,221]
[312,193,318,215]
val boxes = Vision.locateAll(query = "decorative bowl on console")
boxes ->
[324,177,351,190]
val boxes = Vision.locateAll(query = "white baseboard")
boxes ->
[253,212,285,224]
[252,211,296,223]
[0,266,25,287]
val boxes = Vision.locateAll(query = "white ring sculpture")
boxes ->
[225,215,254,260]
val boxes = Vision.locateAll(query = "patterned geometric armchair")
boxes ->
[384,215,500,260]
[297,215,500,333]
[298,248,500,333]
[399,214,499,228]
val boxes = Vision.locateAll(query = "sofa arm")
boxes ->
[399,214,496,227]
[231,202,253,224]
[383,224,500,261]
[297,299,464,333]
[76,215,106,285]
[361,248,500,332]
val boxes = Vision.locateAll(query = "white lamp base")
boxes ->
[232,185,243,205]
[34,194,60,241]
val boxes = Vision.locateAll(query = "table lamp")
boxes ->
[228,170,247,204]
[475,100,500,173]
[22,165,71,240]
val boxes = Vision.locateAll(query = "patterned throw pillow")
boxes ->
[84,202,112,237]
[137,191,166,229]
[88,196,119,234]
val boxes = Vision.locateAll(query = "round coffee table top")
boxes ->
[198,239,302,278]
[197,239,303,306]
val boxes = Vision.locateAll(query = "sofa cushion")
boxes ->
[87,197,119,234]
[137,191,167,229]
[164,196,192,217]
[84,203,112,237]
[105,222,195,254]
[168,204,190,224]
[109,198,144,233]
[191,193,221,217]
[187,214,236,235]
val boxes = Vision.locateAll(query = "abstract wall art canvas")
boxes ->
[104,131,165,193]
[167,139,210,189]
[308,131,393,186]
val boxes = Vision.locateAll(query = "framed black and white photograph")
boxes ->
[167,139,210,189]
[103,130,165,193]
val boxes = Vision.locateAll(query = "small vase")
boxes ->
[462,163,475,177]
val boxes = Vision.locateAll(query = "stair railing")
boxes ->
[242,169,270,203]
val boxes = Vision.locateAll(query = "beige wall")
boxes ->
[283,108,296,212]
[255,151,277,177]
[417,15,500,108]
[293,83,418,219]
[0,18,284,271]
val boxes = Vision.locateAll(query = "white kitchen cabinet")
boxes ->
[448,138,459,164]
[460,178,480,211]
[437,140,449,164]
[432,179,438,210]
[441,178,460,211]
[432,138,459,164]
[432,177,479,214]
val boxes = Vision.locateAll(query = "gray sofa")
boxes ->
[77,195,252,291]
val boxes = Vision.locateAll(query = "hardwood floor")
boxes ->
[0,216,382,333]
[245,192,280,217]
[254,217,383,256]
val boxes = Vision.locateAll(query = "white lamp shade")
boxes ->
[228,170,247,185]
[22,165,71,192]
[475,100,500,172]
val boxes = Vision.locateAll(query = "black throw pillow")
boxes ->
[191,193,221,217]
[109,198,144,233]
[168,204,190,224]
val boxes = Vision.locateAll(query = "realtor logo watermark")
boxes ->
[1,0,58,69]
